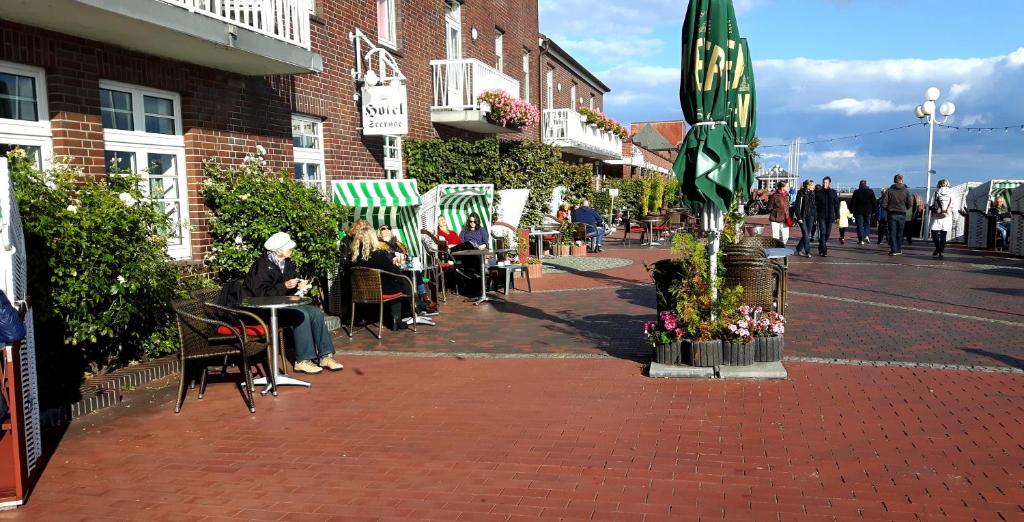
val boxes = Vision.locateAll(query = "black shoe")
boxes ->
[937,253,944,260]
[932,250,938,257]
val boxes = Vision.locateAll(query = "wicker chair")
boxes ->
[420,229,449,303]
[349,267,417,339]
[171,297,272,414]
[738,236,785,249]
[722,259,787,313]
[723,243,768,263]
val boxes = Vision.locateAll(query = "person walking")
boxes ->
[814,176,839,257]
[930,179,953,260]
[851,180,876,245]
[905,194,924,246]
[794,179,817,258]
[809,184,821,241]
[837,200,853,245]
[882,174,914,256]
[876,189,889,246]
[767,180,792,244]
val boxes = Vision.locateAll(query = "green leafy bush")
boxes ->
[668,233,741,341]
[555,162,595,205]
[203,151,348,284]
[9,152,181,386]
[664,176,680,208]
[404,138,501,192]
[650,174,665,212]
[603,177,645,219]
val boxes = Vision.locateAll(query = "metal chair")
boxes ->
[420,229,448,303]
[171,297,272,414]
[573,222,599,251]
[348,267,417,339]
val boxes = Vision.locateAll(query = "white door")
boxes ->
[445,1,464,107]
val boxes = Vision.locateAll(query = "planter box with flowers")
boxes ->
[570,242,588,256]
[723,305,786,365]
[478,90,540,130]
[577,107,629,140]
[525,257,543,279]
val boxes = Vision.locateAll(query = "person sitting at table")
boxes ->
[241,232,342,375]
[556,202,571,222]
[571,198,606,252]
[458,212,488,249]
[350,226,416,329]
[990,196,1012,248]
[377,225,406,256]
[436,216,460,246]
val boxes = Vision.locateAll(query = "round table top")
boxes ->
[530,230,559,236]
[451,248,515,256]
[642,217,663,223]
[763,247,795,259]
[240,295,311,309]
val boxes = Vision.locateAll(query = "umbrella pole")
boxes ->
[702,205,725,314]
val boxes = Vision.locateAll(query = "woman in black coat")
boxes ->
[242,232,341,375]
[793,180,817,258]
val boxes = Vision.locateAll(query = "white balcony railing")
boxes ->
[431,58,520,111]
[157,0,311,49]
[543,109,623,160]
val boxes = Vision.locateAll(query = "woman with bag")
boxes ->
[930,179,953,260]
[794,179,817,258]
[767,181,792,244]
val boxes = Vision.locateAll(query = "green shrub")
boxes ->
[604,177,645,219]
[669,232,741,341]
[9,152,181,385]
[203,151,348,285]
[555,162,595,205]
[664,176,680,208]
[404,138,501,192]
[650,174,665,211]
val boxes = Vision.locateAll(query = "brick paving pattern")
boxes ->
[5,230,1024,520]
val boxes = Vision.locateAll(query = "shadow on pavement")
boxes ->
[961,348,1024,370]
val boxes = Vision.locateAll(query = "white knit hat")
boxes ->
[264,232,295,252]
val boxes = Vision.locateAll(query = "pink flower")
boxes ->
[643,321,656,332]
[663,320,677,331]
[674,328,684,339]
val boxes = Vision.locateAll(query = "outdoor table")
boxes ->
[763,247,795,268]
[530,229,559,259]
[240,295,312,396]
[450,248,515,305]
[642,217,663,246]
[400,262,437,326]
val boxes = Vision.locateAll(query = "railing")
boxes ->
[431,58,520,110]
[542,109,623,159]
[156,0,311,49]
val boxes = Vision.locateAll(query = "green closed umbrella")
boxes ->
[673,0,741,215]
[672,0,742,299]
[731,38,757,200]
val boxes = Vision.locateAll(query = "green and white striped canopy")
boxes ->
[332,179,423,258]
[421,184,495,248]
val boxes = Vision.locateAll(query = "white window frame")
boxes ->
[545,67,554,110]
[570,83,577,111]
[377,0,398,48]
[522,49,530,103]
[292,114,326,193]
[99,80,189,260]
[445,1,462,60]
[383,135,402,180]
[494,29,504,72]
[0,61,52,170]
[589,95,595,110]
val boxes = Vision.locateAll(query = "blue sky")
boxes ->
[539,0,1024,189]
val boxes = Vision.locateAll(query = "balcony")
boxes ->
[0,0,321,75]
[430,58,522,134]
[542,109,624,161]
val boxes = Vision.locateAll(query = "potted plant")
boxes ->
[478,90,540,129]
[525,256,543,279]
[555,219,574,256]
[516,228,530,264]
[667,233,741,367]
[722,307,756,366]
[751,307,785,362]
[570,240,588,257]
[644,311,685,365]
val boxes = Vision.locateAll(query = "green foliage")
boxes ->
[669,232,741,341]
[590,191,611,218]
[664,176,680,208]
[203,151,348,283]
[553,162,594,205]
[558,218,576,245]
[602,177,645,219]
[721,198,745,245]
[640,174,657,215]
[9,153,181,379]
[650,174,665,212]
[404,138,501,192]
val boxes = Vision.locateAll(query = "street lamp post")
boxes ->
[914,87,956,238]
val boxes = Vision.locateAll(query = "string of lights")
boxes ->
[756,123,923,149]
[756,121,1024,149]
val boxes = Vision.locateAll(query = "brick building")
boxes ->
[606,121,683,180]
[0,0,554,262]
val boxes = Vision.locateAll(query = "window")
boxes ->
[377,0,397,48]
[494,29,504,72]
[445,1,461,60]
[99,80,188,259]
[383,135,402,179]
[0,61,51,169]
[292,114,325,192]
[589,95,594,110]
[522,49,531,103]
[545,67,554,110]
[570,83,577,110]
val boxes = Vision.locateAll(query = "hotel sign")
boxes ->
[361,84,408,136]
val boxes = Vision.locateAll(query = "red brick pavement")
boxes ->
[6,358,1024,521]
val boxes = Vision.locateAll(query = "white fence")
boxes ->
[430,58,520,111]
[157,0,311,49]
[542,109,623,159]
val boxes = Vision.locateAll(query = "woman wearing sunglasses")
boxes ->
[458,212,488,249]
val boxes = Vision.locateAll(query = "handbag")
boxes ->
[0,290,26,344]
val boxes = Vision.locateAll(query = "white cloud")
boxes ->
[959,114,990,126]
[805,149,860,171]
[558,38,665,60]
[949,83,971,97]
[1009,47,1024,66]
[816,98,913,115]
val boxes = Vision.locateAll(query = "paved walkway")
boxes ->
[4,229,1023,521]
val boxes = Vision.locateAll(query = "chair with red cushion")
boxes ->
[349,267,417,339]
[170,297,273,414]
[422,228,456,300]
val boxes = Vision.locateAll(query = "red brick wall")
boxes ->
[539,56,605,114]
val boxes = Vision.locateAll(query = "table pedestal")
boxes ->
[250,307,310,396]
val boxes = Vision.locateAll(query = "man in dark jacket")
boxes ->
[814,176,839,256]
[881,174,914,255]
[571,199,606,252]
[850,180,877,245]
